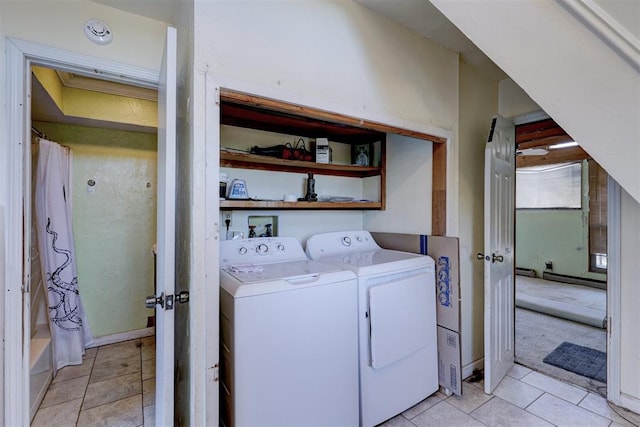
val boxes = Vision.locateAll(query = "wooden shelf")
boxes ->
[220,199,383,210]
[220,150,382,178]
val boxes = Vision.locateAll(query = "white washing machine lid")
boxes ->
[221,260,356,297]
[312,249,432,276]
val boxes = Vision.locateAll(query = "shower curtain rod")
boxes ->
[31,126,47,139]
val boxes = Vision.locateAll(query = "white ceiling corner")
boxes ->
[353,0,508,81]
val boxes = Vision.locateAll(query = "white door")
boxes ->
[481,115,516,394]
[153,26,178,425]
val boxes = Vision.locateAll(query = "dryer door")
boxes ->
[368,270,432,369]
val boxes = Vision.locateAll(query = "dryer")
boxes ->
[306,231,438,427]
[220,237,359,427]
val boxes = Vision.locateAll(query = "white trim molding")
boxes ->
[4,37,161,427]
[557,0,640,72]
[606,176,621,406]
[88,327,155,348]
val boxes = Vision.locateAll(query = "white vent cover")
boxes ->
[84,19,113,45]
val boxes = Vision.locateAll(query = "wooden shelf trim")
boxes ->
[220,200,383,210]
[220,150,382,177]
[220,89,447,144]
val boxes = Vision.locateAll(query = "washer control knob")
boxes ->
[356,236,363,242]
[238,247,247,255]
[342,236,352,247]
[256,244,269,254]
[277,244,285,251]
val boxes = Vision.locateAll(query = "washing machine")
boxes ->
[219,237,359,427]
[305,230,438,427]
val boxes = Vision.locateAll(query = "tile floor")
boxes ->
[381,364,640,427]
[32,336,155,427]
[33,337,640,427]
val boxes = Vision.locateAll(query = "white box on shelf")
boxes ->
[315,138,330,164]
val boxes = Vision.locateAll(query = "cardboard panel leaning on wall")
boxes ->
[371,232,462,395]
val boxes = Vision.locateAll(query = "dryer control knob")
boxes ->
[342,236,352,247]
[256,244,269,254]
[277,244,285,251]
[238,247,247,255]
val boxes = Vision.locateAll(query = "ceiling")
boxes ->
[31,69,157,133]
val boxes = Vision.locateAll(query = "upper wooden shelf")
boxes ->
[220,150,382,178]
[221,102,386,145]
[220,199,382,210]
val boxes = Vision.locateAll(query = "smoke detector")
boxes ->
[84,19,113,45]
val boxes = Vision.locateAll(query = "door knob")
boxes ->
[492,254,504,263]
[145,292,174,310]
[145,293,164,308]
[477,253,490,261]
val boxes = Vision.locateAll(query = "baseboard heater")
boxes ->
[542,272,606,290]
[515,267,536,278]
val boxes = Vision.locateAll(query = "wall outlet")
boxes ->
[545,261,553,270]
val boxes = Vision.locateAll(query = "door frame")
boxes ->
[507,113,621,402]
[4,37,159,426]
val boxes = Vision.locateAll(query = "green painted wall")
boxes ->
[515,161,606,281]
[34,122,157,338]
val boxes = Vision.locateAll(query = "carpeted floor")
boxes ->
[515,307,607,394]
[516,276,606,328]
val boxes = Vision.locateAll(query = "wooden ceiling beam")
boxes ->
[516,145,590,168]
[517,135,575,150]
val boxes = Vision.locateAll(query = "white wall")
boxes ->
[365,134,433,234]
[620,190,640,402]
[498,79,540,119]
[431,0,640,204]
[195,0,457,242]
[458,60,498,368]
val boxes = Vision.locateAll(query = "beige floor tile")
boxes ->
[90,354,141,383]
[402,392,444,419]
[53,358,94,384]
[82,372,142,410]
[143,377,155,407]
[40,375,89,408]
[143,405,155,427]
[492,376,544,409]
[378,414,416,427]
[77,394,143,427]
[412,401,486,427]
[470,396,552,426]
[520,371,588,404]
[507,364,532,380]
[446,382,493,414]
[579,392,638,426]
[32,397,82,427]
[142,357,155,380]
[83,347,98,360]
[94,339,141,364]
[526,393,610,426]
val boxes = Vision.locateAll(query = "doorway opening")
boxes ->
[28,64,159,425]
[514,119,608,396]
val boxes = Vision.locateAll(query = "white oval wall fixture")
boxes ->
[84,19,113,45]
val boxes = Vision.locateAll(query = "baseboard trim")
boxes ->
[462,358,484,380]
[88,327,155,348]
[542,271,606,290]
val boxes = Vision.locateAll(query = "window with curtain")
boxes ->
[516,162,582,209]
[588,159,607,272]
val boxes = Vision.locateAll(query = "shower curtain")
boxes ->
[35,138,93,371]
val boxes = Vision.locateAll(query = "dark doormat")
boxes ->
[543,341,606,383]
